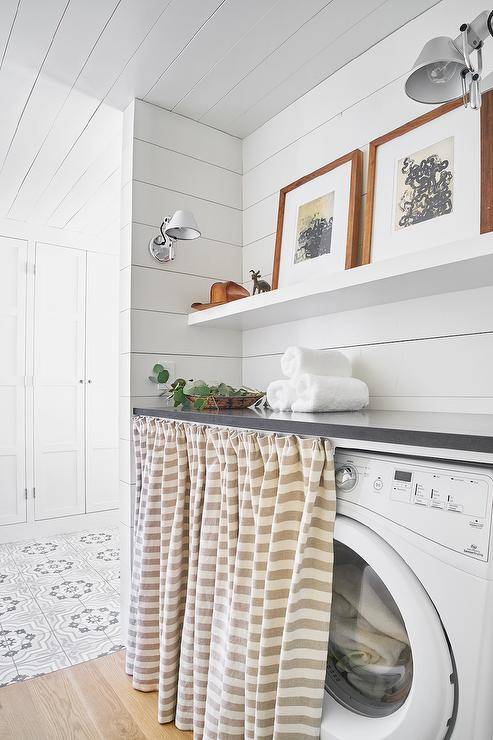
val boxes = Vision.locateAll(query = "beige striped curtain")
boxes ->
[126,417,336,739]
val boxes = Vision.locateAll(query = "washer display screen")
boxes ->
[394,470,412,482]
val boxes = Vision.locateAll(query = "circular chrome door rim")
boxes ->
[321,516,455,740]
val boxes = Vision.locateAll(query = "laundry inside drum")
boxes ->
[325,542,413,718]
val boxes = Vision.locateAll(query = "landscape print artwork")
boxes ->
[393,136,454,231]
[293,191,334,264]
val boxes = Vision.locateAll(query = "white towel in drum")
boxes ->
[291,374,369,413]
[335,564,409,644]
[330,600,407,667]
[281,346,351,382]
[266,379,298,411]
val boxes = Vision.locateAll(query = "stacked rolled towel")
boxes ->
[281,345,352,382]
[266,379,297,412]
[266,346,369,413]
[292,374,369,413]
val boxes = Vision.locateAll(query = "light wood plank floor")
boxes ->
[0,650,192,739]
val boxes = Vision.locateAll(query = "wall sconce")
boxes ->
[405,10,493,110]
[148,210,201,263]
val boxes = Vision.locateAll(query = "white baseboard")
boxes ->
[0,509,119,544]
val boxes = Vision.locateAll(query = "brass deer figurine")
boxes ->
[250,269,271,295]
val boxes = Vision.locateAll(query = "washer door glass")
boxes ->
[325,541,413,718]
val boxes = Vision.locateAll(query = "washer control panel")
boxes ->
[335,451,493,561]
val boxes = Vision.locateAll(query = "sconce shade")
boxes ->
[405,36,466,103]
[164,210,201,240]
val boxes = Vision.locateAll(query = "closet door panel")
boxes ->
[34,243,85,520]
[0,237,27,526]
[85,252,119,513]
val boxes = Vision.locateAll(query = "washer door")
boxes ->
[321,516,455,740]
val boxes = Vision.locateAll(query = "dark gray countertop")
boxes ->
[132,405,493,454]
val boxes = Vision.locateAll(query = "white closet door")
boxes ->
[0,237,27,526]
[85,252,119,513]
[34,243,86,520]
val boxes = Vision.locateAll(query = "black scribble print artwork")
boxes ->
[394,137,454,231]
[294,192,334,263]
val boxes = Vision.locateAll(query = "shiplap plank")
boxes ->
[30,105,122,224]
[242,233,275,282]
[48,134,122,228]
[68,0,168,102]
[132,180,242,245]
[0,0,68,172]
[120,309,131,354]
[130,266,216,314]
[132,138,242,209]
[67,168,121,235]
[120,266,131,312]
[8,0,167,222]
[0,1,20,67]
[108,0,224,109]
[0,0,119,218]
[243,193,277,246]
[175,0,329,120]
[120,183,133,234]
[130,309,241,356]
[144,0,279,111]
[8,94,117,222]
[232,0,441,138]
[133,99,241,173]
[202,0,383,130]
[242,286,493,357]
[130,223,242,281]
[128,352,242,396]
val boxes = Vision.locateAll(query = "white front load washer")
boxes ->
[320,450,493,740]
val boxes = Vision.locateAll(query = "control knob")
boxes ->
[335,464,358,492]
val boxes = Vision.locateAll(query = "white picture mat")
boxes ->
[277,161,352,287]
[371,106,480,262]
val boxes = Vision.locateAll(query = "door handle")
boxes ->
[79,379,84,383]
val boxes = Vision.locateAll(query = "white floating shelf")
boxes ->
[188,234,493,331]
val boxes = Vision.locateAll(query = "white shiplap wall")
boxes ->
[118,101,243,624]
[119,99,243,423]
[241,0,493,414]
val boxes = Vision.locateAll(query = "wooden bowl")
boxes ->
[187,393,264,410]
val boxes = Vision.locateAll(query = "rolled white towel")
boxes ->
[291,374,369,413]
[266,379,298,411]
[281,346,351,381]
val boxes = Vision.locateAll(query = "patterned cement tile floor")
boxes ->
[0,528,122,689]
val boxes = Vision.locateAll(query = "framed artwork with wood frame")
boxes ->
[362,90,493,265]
[272,149,363,289]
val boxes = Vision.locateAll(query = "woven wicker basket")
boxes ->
[187,393,264,410]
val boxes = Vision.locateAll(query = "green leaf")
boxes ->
[153,363,164,375]
[191,384,209,397]
[181,397,191,410]
[173,390,184,407]
[157,369,169,384]
[194,398,206,410]
[217,383,235,397]
[148,375,158,383]
[184,379,207,394]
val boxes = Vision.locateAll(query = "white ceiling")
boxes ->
[0,0,441,238]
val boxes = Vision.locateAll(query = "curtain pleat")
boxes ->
[127,419,336,739]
